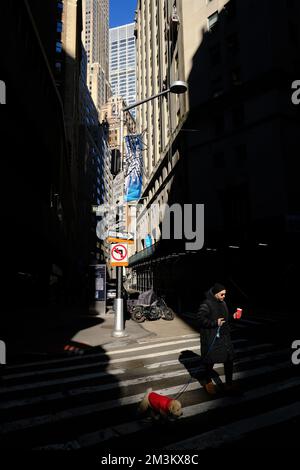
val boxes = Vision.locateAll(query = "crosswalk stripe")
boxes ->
[0,344,282,410]
[3,339,247,382]
[164,401,300,449]
[0,367,125,394]
[145,344,274,369]
[2,345,201,381]
[2,339,261,382]
[5,338,248,372]
[5,337,202,371]
[137,333,199,343]
[32,375,300,450]
[0,360,291,434]
[1,358,201,395]
[0,340,273,393]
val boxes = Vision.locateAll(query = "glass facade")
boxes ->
[109,23,136,117]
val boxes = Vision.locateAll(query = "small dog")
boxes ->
[138,388,183,421]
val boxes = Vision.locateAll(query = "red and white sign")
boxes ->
[110,243,128,267]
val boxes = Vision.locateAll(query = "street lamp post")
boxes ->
[112,80,188,338]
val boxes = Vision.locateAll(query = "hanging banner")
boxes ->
[123,134,143,202]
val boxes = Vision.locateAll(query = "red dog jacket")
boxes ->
[148,392,172,413]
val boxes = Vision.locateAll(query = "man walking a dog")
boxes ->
[197,283,242,395]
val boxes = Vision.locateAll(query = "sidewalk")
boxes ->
[72,312,199,350]
[3,309,199,364]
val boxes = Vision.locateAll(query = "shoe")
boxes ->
[204,382,217,395]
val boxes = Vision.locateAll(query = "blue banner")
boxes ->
[124,134,143,202]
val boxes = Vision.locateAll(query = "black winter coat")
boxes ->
[197,289,234,364]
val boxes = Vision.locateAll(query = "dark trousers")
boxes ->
[204,360,233,385]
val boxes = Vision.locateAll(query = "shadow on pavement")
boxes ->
[178,349,223,388]
[3,312,105,364]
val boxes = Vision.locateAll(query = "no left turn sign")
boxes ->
[110,243,128,267]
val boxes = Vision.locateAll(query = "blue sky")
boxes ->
[109,0,137,28]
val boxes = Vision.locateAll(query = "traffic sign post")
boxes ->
[110,243,128,267]
[111,243,128,338]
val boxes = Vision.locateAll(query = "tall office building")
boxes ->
[81,0,113,272]
[131,0,300,313]
[1,0,86,315]
[109,23,137,117]
[82,0,110,112]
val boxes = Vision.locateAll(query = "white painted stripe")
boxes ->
[0,341,269,392]
[0,361,291,434]
[3,344,200,380]
[145,345,281,370]
[105,337,201,355]
[34,375,300,450]
[0,338,258,391]
[5,337,202,371]
[1,347,201,390]
[0,344,280,411]
[137,333,199,344]
[0,368,125,394]
[0,358,202,395]
[165,401,300,450]
[5,338,247,375]
[182,378,300,419]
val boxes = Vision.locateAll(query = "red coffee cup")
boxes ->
[235,308,243,319]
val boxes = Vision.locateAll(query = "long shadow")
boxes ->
[178,349,223,388]
[3,313,105,364]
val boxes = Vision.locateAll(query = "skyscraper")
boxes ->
[82,0,110,112]
[82,0,113,271]
[131,0,300,313]
[109,23,136,117]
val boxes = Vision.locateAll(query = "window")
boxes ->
[57,21,63,33]
[55,62,62,73]
[56,41,62,53]
[208,11,218,30]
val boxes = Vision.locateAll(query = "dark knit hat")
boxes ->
[211,283,226,295]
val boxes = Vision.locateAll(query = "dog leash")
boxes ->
[174,325,221,400]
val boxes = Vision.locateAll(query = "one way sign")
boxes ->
[110,243,128,267]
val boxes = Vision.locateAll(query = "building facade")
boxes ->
[81,0,113,274]
[82,0,111,113]
[130,0,300,313]
[109,23,137,117]
[1,0,84,322]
